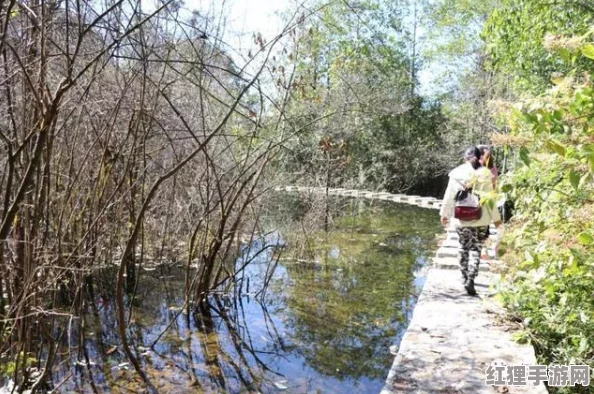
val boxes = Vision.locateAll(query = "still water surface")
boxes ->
[54,196,441,393]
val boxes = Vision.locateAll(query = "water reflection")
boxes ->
[47,197,440,393]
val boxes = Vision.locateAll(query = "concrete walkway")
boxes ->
[381,224,548,394]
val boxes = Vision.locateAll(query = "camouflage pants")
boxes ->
[456,226,489,280]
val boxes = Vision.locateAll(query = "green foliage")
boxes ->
[425,0,501,66]
[494,33,594,393]
[354,97,450,192]
[581,44,594,60]
[1,352,37,378]
[577,232,593,246]
[483,0,594,94]
[422,0,504,102]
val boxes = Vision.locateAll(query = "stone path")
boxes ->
[273,186,444,210]
[381,223,548,394]
[275,185,547,393]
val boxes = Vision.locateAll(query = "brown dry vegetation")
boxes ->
[0,1,308,390]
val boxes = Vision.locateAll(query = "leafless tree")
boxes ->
[0,0,315,391]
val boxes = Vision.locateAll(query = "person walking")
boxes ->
[439,147,503,296]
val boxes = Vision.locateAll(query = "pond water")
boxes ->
[49,196,441,393]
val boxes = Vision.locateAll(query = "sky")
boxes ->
[185,0,293,53]
[218,0,292,40]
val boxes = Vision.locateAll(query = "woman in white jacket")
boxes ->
[440,147,503,296]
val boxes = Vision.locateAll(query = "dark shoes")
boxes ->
[464,278,477,296]
[461,270,477,295]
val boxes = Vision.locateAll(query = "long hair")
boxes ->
[477,145,494,170]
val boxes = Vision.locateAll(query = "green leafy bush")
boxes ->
[493,30,594,393]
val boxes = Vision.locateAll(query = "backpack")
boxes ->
[454,186,482,221]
